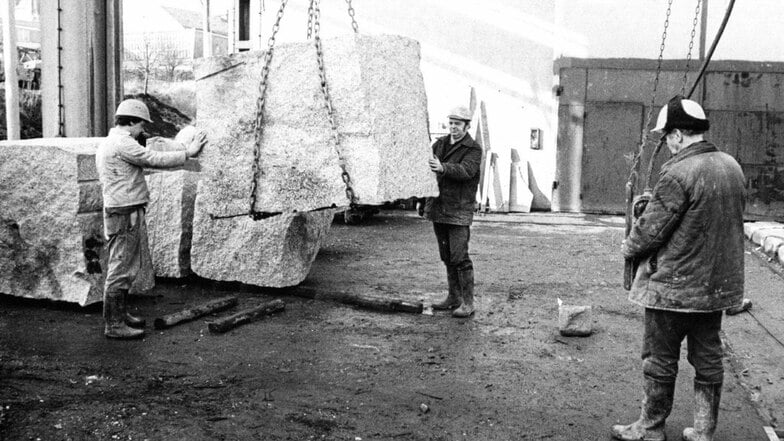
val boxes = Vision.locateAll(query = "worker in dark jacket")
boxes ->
[612,95,746,441]
[422,106,483,318]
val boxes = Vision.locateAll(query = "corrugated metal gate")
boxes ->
[554,58,784,220]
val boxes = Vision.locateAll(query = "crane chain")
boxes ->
[681,0,702,95]
[249,0,288,220]
[627,0,672,186]
[345,0,359,33]
[312,0,358,205]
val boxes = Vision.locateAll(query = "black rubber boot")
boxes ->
[611,379,675,441]
[121,289,146,328]
[452,268,475,318]
[432,265,461,310]
[682,381,722,441]
[104,290,145,340]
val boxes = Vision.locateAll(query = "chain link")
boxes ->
[249,0,288,220]
[628,0,672,186]
[313,1,358,205]
[306,0,315,39]
[345,0,359,34]
[682,0,702,95]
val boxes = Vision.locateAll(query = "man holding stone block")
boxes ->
[96,99,207,340]
[423,106,482,318]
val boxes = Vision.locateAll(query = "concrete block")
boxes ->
[762,236,784,255]
[145,170,200,278]
[191,183,334,287]
[0,138,106,305]
[751,226,784,246]
[193,34,438,217]
[558,299,593,337]
[744,221,782,240]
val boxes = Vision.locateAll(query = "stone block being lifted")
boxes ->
[0,138,106,306]
[193,34,438,217]
[190,182,334,287]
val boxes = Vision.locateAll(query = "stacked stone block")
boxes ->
[0,138,106,305]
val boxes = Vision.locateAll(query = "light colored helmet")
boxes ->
[447,106,473,122]
[652,95,709,133]
[115,99,152,123]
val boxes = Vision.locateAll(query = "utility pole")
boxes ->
[699,0,708,61]
[203,0,213,57]
[1,0,21,140]
[699,0,708,103]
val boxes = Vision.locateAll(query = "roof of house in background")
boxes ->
[161,5,229,36]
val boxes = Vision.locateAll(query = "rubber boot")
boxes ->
[611,379,675,441]
[104,290,145,340]
[121,289,146,328]
[682,382,722,441]
[432,265,461,310]
[452,268,475,318]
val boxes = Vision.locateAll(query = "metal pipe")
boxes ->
[1,0,21,140]
[687,0,735,98]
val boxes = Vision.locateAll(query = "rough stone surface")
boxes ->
[0,138,106,305]
[191,183,334,287]
[145,170,199,278]
[751,226,784,245]
[558,303,593,337]
[193,34,438,217]
[744,221,783,240]
[762,235,784,255]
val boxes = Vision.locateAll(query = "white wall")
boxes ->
[556,0,784,62]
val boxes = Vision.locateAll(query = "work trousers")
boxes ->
[642,308,724,385]
[103,206,151,293]
[433,222,473,271]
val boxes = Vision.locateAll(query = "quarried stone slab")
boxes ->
[191,184,334,287]
[144,170,200,278]
[0,138,106,305]
[193,34,438,217]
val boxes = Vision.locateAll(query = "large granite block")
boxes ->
[145,170,199,278]
[191,183,334,287]
[0,138,106,305]
[193,34,438,217]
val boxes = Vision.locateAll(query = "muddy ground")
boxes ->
[0,210,781,440]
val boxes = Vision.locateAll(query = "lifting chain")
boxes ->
[248,0,288,220]
[311,0,359,205]
[627,0,672,186]
[345,0,359,34]
[681,0,702,95]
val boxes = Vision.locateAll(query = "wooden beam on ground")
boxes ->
[291,286,423,314]
[154,296,238,329]
[208,299,285,333]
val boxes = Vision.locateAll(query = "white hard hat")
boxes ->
[652,95,709,133]
[115,99,152,123]
[447,106,473,122]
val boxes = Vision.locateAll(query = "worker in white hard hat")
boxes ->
[421,105,482,318]
[95,98,208,340]
[612,95,746,441]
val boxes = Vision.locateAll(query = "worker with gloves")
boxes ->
[96,99,208,339]
[421,106,482,318]
[612,95,746,441]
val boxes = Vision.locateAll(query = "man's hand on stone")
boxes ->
[428,157,444,173]
[186,131,208,158]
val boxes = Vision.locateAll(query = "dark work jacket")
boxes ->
[623,141,746,312]
[423,133,483,226]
